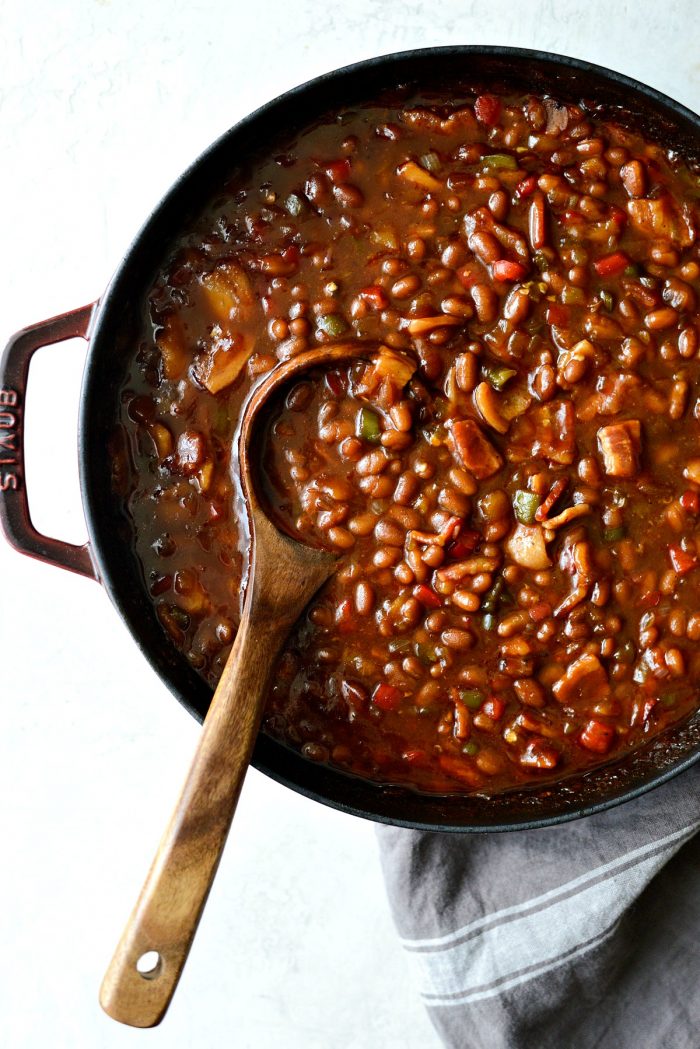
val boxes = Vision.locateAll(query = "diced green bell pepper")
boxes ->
[513,489,541,525]
[358,407,381,443]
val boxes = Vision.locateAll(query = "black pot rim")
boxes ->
[79,44,700,833]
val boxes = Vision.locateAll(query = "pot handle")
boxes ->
[0,303,99,580]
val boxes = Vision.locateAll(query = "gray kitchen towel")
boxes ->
[378,764,700,1049]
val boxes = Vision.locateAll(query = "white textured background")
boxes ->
[1,2,699,1047]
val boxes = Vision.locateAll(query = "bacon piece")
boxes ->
[627,196,695,248]
[474,94,501,127]
[401,106,478,135]
[438,754,484,787]
[519,739,560,769]
[579,719,616,754]
[448,419,503,479]
[597,420,642,478]
[577,372,641,420]
[355,347,417,399]
[535,478,568,521]
[544,504,592,531]
[509,400,576,465]
[552,652,608,704]
[544,98,570,135]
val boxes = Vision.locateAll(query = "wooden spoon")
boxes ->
[99,343,373,1027]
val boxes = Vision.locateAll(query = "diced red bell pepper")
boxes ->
[593,251,630,277]
[359,285,389,310]
[373,683,402,712]
[639,589,661,609]
[680,490,700,514]
[413,583,442,609]
[528,601,553,623]
[447,530,481,559]
[579,719,615,754]
[492,259,527,282]
[546,303,570,327]
[482,696,505,720]
[335,597,355,634]
[668,544,697,576]
[609,205,627,230]
[514,174,538,200]
[474,94,501,127]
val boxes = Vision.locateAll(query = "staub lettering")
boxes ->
[0,388,20,485]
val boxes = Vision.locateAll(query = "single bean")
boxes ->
[354,581,375,615]
[394,561,414,585]
[455,351,479,392]
[391,274,421,298]
[645,307,678,331]
[374,518,406,546]
[356,449,389,476]
[373,546,402,569]
[471,283,499,323]
[441,628,474,651]
[348,512,378,536]
[327,526,355,550]
[388,504,421,530]
[452,589,481,612]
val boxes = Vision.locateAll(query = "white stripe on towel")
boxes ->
[403,822,698,1006]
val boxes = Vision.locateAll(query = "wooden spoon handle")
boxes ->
[99,610,286,1028]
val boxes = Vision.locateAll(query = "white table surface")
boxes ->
[2,2,699,1046]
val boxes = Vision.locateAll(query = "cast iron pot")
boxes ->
[2,46,700,831]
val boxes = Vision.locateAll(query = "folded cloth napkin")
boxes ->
[378,765,700,1049]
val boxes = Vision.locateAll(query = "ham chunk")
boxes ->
[448,419,503,479]
[552,652,608,704]
[509,400,576,465]
[597,420,642,478]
